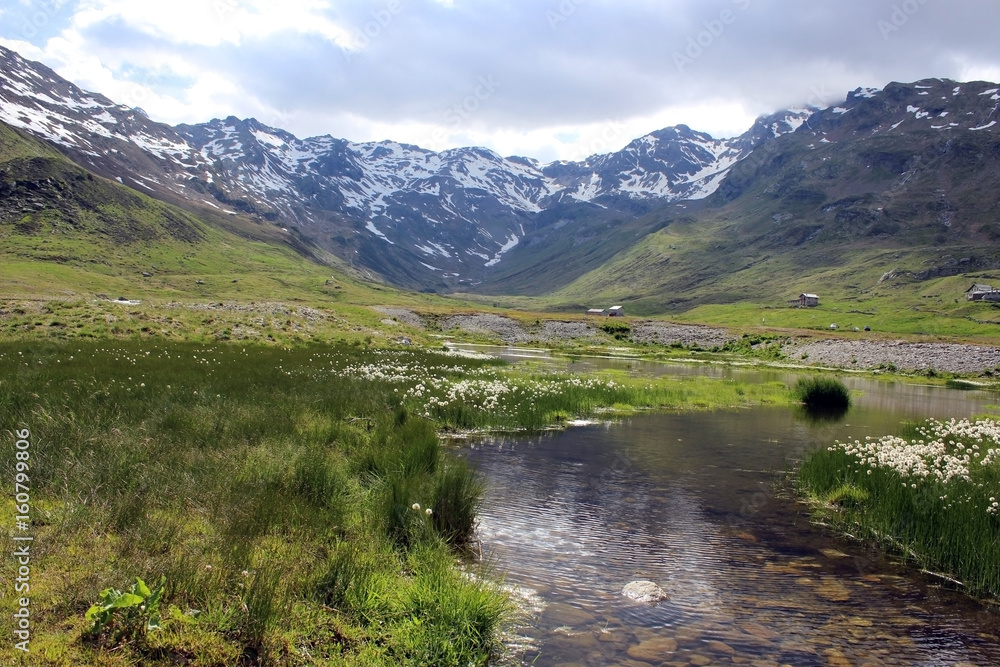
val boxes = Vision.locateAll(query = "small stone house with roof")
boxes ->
[789,293,820,307]
[965,283,999,301]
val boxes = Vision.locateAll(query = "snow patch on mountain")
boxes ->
[365,220,393,243]
[485,234,519,267]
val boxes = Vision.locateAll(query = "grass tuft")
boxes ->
[792,376,851,414]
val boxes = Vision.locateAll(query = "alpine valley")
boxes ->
[1,43,999,313]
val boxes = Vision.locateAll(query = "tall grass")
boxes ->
[431,459,485,547]
[0,340,507,665]
[799,418,1000,599]
[0,339,790,665]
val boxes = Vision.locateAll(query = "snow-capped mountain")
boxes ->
[0,44,810,288]
[542,109,815,205]
[3,43,995,291]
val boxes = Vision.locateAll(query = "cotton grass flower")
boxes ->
[830,418,1000,516]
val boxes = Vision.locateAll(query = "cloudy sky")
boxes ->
[1,0,998,162]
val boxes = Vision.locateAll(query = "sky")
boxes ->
[1,0,998,163]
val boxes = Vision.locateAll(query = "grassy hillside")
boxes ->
[538,212,1000,341]
[0,122,328,297]
[520,117,1000,341]
[472,197,677,296]
[0,122,471,344]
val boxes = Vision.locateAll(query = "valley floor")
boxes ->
[4,297,1000,376]
[379,307,1000,376]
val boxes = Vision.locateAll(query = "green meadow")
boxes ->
[0,339,791,666]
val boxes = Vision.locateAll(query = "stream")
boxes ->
[453,347,1000,666]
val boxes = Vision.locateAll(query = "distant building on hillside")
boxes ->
[965,283,998,301]
[608,306,626,317]
[586,308,606,316]
[790,293,820,307]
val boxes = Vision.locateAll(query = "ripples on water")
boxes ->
[457,366,1000,666]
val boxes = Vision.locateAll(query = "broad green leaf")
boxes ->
[133,577,152,598]
[108,593,145,609]
[97,587,121,604]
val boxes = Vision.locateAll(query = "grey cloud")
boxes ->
[254,0,998,132]
[20,0,999,149]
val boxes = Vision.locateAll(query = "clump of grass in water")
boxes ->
[792,376,851,413]
[822,483,870,508]
[431,458,485,548]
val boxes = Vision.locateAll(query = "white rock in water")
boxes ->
[622,580,667,603]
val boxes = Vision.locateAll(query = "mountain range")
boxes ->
[0,44,812,289]
[1,43,998,309]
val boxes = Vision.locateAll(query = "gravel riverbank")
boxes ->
[782,339,1000,374]
[375,307,1000,374]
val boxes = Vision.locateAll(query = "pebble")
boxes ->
[626,637,679,662]
[706,640,737,655]
[740,623,780,641]
[815,577,851,602]
[822,647,853,666]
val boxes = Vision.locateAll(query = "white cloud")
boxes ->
[949,57,1000,87]
[70,0,354,48]
[0,37,44,61]
[2,0,997,162]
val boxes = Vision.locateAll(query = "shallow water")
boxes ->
[457,361,1000,666]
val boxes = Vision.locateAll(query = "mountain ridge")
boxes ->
[1,43,997,304]
[535,77,1000,314]
[0,44,807,289]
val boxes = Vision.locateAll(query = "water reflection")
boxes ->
[461,399,1000,666]
[449,342,999,421]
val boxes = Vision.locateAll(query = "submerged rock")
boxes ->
[626,636,678,661]
[543,602,596,627]
[621,580,668,603]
